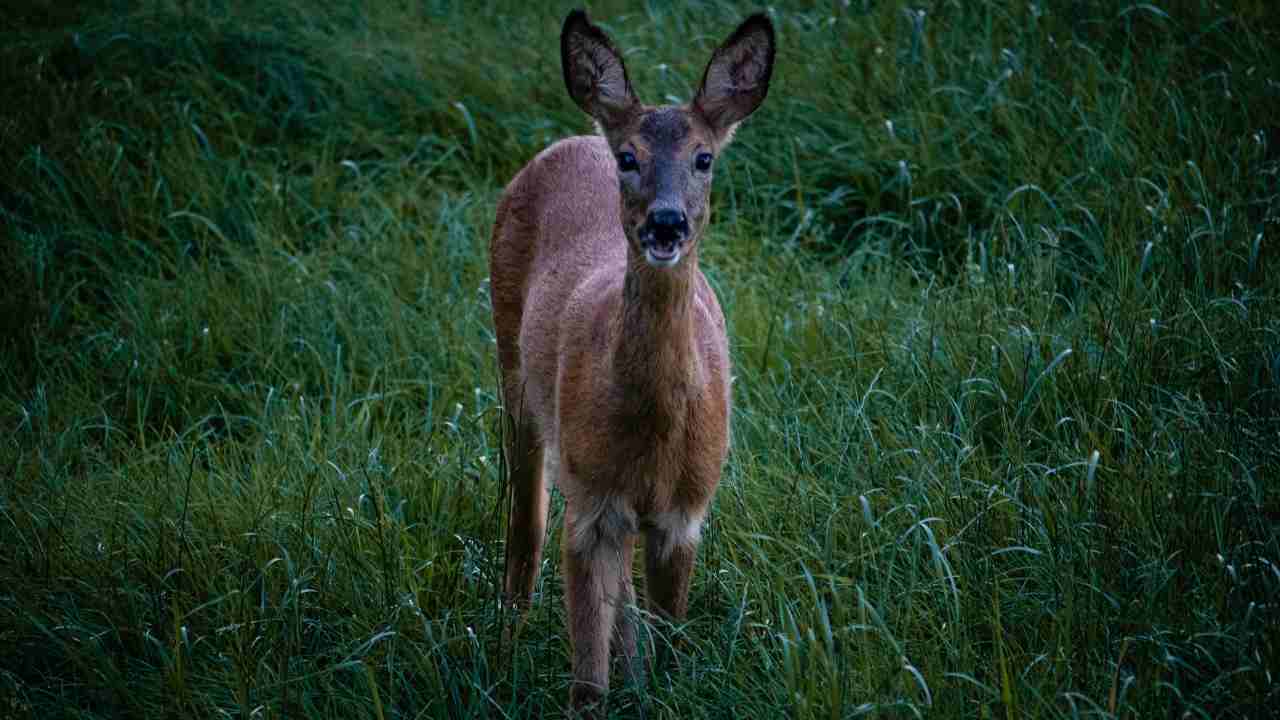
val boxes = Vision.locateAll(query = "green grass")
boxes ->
[2,0,1277,717]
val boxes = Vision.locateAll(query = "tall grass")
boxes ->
[2,1,1277,717]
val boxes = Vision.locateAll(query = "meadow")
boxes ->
[1,0,1277,717]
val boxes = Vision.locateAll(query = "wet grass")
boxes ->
[1,1,1277,717]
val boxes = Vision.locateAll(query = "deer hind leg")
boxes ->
[502,419,547,610]
[563,501,636,713]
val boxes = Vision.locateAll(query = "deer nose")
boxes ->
[646,209,689,240]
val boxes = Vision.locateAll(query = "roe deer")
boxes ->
[490,8,775,712]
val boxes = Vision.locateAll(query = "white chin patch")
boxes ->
[644,247,682,267]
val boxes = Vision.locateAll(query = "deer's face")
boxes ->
[608,107,719,267]
[561,10,775,269]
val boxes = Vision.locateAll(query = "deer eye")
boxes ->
[616,151,638,172]
[694,152,713,172]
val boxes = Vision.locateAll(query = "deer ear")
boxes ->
[561,10,638,130]
[693,13,775,139]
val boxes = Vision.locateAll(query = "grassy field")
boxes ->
[2,0,1277,717]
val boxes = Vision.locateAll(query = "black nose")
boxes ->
[647,209,688,240]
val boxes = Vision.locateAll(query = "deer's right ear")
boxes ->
[561,10,637,130]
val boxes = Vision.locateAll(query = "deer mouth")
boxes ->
[639,229,685,268]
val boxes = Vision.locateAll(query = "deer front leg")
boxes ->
[645,513,702,621]
[642,522,698,679]
[563,502,634,714]
[612,537,642,688]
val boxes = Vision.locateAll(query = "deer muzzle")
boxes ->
[639,208,689,267]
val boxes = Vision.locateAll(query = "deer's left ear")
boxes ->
[693,13,775,141]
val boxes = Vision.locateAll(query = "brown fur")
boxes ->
[490,9,775,714]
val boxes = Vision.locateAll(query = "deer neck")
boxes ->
[612,250,700,432]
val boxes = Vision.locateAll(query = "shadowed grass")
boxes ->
[2,1,1277,718]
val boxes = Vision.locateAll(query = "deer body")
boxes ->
[490,10,774,712]
[495,133,729,529]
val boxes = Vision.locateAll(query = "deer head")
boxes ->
[561,10,775,268]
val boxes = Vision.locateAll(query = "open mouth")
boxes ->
[639,230,684,267]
